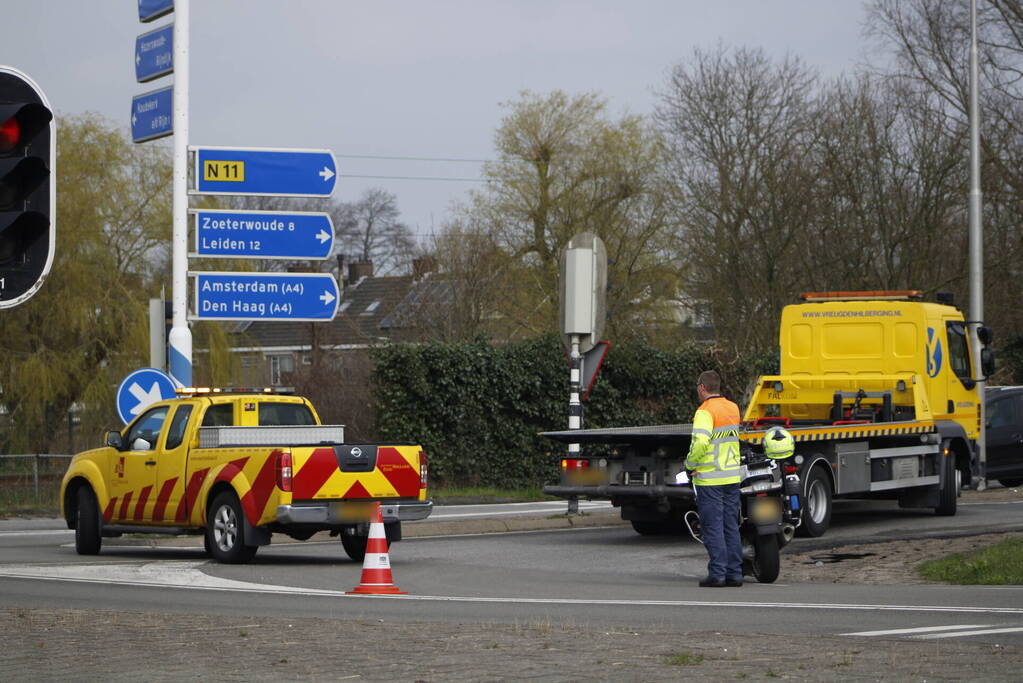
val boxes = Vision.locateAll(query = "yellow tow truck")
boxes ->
[544,291,994,539]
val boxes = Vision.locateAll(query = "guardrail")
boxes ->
[0,454,72,508]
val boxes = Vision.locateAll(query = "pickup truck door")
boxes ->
[108,405,168,523]
[151,403,196,524]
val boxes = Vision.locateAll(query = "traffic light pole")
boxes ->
[168,0,192,387]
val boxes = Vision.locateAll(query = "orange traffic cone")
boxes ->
[347,501,407,595]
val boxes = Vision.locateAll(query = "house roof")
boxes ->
[229,273,420,351]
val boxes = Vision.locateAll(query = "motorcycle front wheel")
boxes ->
[751,533,780,583]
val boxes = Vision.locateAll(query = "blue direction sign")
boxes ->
[117,367,178,425]
[193,272,340,321]
[192,147,337,197]
[131,86,172,143]
[192,209,335,260]
[139,0,174,23]
[135,24,173,82]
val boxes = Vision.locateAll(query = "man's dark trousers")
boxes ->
[696,482,743,580]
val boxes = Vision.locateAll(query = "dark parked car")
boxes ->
[984,386,1023,487]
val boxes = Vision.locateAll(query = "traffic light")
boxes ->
[0,66,54,310]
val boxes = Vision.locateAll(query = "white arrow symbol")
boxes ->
[319,290,336,305]
[132,113,138,126]
[319,166,335,182]
[136,53,141,66]
[315,229,331,244]
[128,381,165,416]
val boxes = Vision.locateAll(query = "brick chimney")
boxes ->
[412,256,436,279]
[348,261,373,282]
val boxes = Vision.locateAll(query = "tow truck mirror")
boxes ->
[981,347,996,378]
[105,431,124,449]
[977,325,993,346]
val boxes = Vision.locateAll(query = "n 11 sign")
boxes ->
[191,146,337,197]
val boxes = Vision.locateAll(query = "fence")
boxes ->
[0,454,72,512]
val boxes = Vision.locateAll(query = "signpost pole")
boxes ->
[169,0,191,387]
[567,333,582,515]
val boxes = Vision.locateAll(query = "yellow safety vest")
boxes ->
[685,395,742,486]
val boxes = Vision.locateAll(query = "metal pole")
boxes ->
[567,334,582,514]
[969,0,986,490]
[168,0,192,387]
[33,454,39,505]
[149,298,166,370]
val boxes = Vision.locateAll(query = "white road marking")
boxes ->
[0,530,73,538]
[914,626,1023,639]
[842,624,993,636]
[1,562,1023,617]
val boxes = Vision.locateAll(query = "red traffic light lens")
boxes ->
[0,116,20,153]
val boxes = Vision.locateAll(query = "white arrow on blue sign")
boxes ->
[135,23,173,82]
[116,367,178,425]
[139,0,174,23]
[192,271,340,321]
[191,209,334,260]
[131,85,172,143]
[191,146,337,197]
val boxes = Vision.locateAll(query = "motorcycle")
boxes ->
[683,446,802,583]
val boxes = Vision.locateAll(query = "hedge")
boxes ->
[371,334,776,489]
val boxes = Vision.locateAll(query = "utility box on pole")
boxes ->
[559,232,607,354]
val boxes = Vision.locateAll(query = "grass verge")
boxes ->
[917,537,1023,584]
[429,486,558,504]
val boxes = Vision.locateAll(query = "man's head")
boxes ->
[697,370,721,400]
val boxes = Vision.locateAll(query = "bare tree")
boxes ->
[655,46,821,355]
[336,188,416,275]
[867,0,1023,341]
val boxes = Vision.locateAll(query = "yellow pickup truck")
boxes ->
[60,388,431,563]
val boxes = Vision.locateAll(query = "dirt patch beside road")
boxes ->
[2,607,1018,682]
[782,530,1023,584]
[782,486,1023,585]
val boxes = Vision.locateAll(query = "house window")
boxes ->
[362,300,381,315]
[268,354,295,386]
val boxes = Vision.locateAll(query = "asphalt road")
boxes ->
[1,497,1022,649]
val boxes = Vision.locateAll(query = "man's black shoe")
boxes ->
[699,577,725,587]
[724,578,743,587]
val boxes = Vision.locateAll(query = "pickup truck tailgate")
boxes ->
[292,445,424,500]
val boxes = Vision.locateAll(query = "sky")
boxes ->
[4,1,875,249]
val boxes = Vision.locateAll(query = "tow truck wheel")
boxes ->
[796,465,832,537]
[934,447,957,516]
[630,519,687,536]
[206,492,258,564]
[74,486,102,555]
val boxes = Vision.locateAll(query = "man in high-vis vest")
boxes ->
[685,370,743,587]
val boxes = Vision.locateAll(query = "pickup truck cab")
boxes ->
[60,388,431,563]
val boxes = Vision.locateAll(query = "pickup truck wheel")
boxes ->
[934,448,957,516]
[206,492,257,564]
[998,478,1023,488]
[75,486,102,555]
[796,465,832,538]
[340,524,394,562]
[340,532,369,562]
